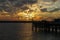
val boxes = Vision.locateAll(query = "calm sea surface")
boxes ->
[0,23,60,40]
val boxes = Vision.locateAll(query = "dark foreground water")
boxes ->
[0,23,60,40]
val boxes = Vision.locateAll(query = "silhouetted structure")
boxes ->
[32,19,60,33]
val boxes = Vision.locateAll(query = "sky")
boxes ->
[0,0,37,12]
[0,0,60,13]
[0,0,60,21]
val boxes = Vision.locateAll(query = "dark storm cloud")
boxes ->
[20,6,29,11]
[0,0,37,13]
[8,0,37,4]
[48,8,60,12]
[0,0,37,8]
[0,0,37,6]
[40,8,60,12]
[0,0,6,2]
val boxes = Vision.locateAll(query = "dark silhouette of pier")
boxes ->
[32,19,60,33]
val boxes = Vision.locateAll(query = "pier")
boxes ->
[32,19,60,33]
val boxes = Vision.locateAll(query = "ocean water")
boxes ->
[0,23,60,40]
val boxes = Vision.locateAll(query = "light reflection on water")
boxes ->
[17,23,32,40]
[0,23,32,40]
[0,23,60,40]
